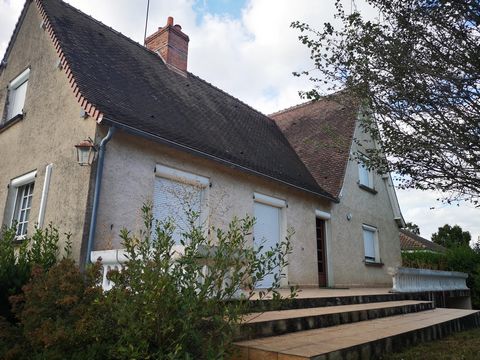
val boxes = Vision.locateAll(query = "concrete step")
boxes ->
[249,291,433,312]
[233,308,480,360]
[238,300,434,341]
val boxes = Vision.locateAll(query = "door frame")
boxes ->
[315,209,332,287]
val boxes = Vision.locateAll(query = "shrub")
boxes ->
[0,205,295,359]
[103,204,294,359]
[401,251,447,271]
[0,224,70,321]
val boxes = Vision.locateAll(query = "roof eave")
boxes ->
[101,117,339,204]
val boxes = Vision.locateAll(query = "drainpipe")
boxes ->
[85,126,116,267]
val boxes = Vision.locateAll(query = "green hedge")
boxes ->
[402,247,480,309]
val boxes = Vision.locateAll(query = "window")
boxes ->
[358,157,374,189]
[5,170,37,238]
[13,182,35,237]
[362,224,379,263]
[4,68,30,123]
[152,165,209,245]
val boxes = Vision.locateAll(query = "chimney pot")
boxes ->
[145,16,190,74]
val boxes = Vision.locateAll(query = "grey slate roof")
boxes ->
[29,0,335,201]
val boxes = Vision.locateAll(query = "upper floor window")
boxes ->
[358,156,374,190]
[5,68,30,122]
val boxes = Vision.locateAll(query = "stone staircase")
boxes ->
[233,291,480,359]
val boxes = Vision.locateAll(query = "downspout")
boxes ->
[85,126,116,266]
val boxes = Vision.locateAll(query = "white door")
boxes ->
[253,202,281,288]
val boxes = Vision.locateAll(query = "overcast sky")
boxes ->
[1,0,478,244]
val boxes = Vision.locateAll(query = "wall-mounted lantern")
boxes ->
[75,139,97,166]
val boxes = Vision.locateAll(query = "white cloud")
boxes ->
[1,0,477,244]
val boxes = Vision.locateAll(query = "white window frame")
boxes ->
[9,170,37,239]
[153,164,210,252]
[5,68,30,122]
[358,156,374,189]
[362,224,380,263]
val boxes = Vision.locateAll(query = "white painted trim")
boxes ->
[362,224,378,232]
[9,68,30,89]
[37,164,53,228]
[11,170,37,187]
[315,209,331,220]
[155,164,209,188]
[253,192,286,208]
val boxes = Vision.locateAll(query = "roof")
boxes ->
[270,95,359,198]
[399,229,447,253]
[4,0,336,202]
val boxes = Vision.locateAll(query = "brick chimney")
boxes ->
[145,16,189,74]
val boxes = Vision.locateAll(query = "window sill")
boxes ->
[364,260,384,267]
[13,235,27,244]
[358,184,378,194]
[0,113,23,133]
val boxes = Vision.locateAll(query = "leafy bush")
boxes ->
[0,224,70,321]
[0,205,295,359]
[401,251,447,270]
[402,247,480,309]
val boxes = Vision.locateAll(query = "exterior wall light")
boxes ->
[75,139,97,166]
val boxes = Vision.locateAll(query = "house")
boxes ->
[0,0,404,288]
[400,229,447,253]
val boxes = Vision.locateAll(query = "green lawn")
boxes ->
[383,327,480,360]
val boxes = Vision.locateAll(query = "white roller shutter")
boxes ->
[153,176,203,245]
[363,227,376,261]
[254,202,281,288]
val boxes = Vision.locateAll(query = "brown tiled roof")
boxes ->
[399,229,447,253]
[270,95,359,198]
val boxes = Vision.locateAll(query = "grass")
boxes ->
[383,327,480,360]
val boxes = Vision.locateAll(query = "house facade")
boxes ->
[1,0,404,288]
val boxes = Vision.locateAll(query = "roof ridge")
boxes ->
[269,99,315,117]
[46,0,275,123]
[50,0,160,58]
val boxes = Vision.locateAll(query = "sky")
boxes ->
[0,0,478,244]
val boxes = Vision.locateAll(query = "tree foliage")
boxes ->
[432,224,472,248]
[292,0,480,204]
[404,222,420,235]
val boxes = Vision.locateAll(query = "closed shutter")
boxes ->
[363,228,376,261]
[8,80,28,120]
[254,202,281,288]
[358,162,370,187]
[153,177,203,244]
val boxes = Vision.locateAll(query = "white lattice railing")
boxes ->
[391,267,469,293]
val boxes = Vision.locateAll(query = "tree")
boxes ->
[404,222,420,235]
[291,0,480,205]
[432,224,472,248]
